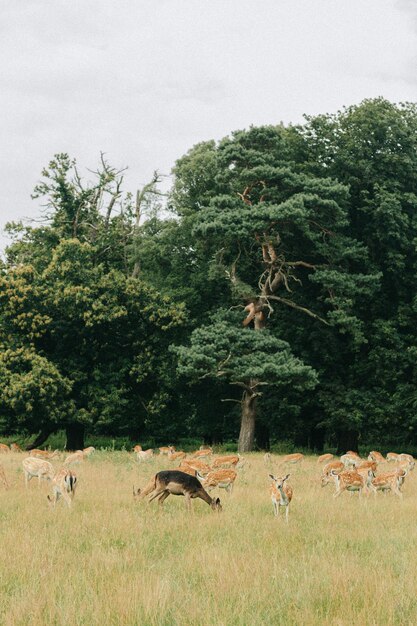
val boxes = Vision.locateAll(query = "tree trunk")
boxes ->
[25,429,54,451]
[238,387,258,452]
[336,429,359,455]
[65,423,85,451]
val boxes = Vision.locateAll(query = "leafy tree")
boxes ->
[170,126,377,450]
[174,311,317,451]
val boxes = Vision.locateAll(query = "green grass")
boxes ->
[0,451,416,625]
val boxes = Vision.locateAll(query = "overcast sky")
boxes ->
[1,0,417,251]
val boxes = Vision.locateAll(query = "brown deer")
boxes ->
[82,446,95,457]
[29,449,60,460]
[317,453,334,464]
[368,451,385,464]
[134,470,222,512]
[321,461,345,487]
[47,468,77,508]
[198,469,237,494]
[0,443,10,453]
[64,451,84,466]
[159,446,175,455]
[269,474,293,522]
[180,459,212,476]
[281,453,304,466]
[212,454,240,469]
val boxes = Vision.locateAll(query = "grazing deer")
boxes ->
[0,463,8,488]
[317,453,334,464]
[22,458,55,487]
[10,443,22,452]
[29,449,60,460]
[340,453,360,468]
[192,448,213,460]
[83,446,95,457]
[399,453,414,464]
[369,469,406,497]
[134,470,222,512]
[198,469,237,494]
[136,449,154,462]
[64,451,84,466]
[0,443,10,453]
[368,451,385,464]
[269,474,293,522]
[212,454,240,469]
[330,469,365,498]
[47,468,77,508]
[159,446,175,455]
[386,452,400,462]
[356,460,377,473]
[180,459,212,476]
[321,461,345,487]
[177,464,197,476]
[167,450,187,462]
[282,453,304,465]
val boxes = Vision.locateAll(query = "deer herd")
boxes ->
[0,442,415,521]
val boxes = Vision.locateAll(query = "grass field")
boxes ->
[0,451,416,625]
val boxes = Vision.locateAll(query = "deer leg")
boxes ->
[148,488,166,503]
[157,491,170,507]
[185,493,192,512]
[285,505,289,523]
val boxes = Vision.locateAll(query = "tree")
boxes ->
[174,311,317,451]
[171,126,376,450]
[0,239,184,450]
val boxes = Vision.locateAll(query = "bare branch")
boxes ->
[260,295,330,325]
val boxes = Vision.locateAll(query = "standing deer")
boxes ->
[317,453,334,464]
[22,458,55,487]
[134,470,222,512]
[29,449,60,460]
[198,469,237,494]
[47,468,77,508]
[269,474,293,522]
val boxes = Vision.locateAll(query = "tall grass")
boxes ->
[0,451,416,625]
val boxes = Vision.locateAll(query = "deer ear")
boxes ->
[215,498,221,505]
[269,474,275,480]
[284,474,290,481]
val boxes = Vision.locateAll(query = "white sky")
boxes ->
[1,0,417,251]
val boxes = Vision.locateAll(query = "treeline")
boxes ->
[0,98,416,452]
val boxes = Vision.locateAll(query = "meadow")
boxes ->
[0,450,416,626]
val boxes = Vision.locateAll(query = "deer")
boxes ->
[167,450,187,462]
[180,459,212,476]
[330,469,365,498]
[82,446,95,457]
[198,469,237,494]
[136,449,154,462]
[386,452,400,462]
[269,474,293,522]
[282,453,304,465]
[133,445,143,453]
[369,469,407,497]
[399,453,414,464]
[321,461,345,487]
[368,451,385,464]
[64,451,84,466]
[22,457,55,488]
[159,446,175,455]
[212,454,240,469]
[29,449,60,460]
[177,464,197,476]
[47,468,77,508]
[0,463,8,488]
[356,460,377,473]
[0,443,10,453]
[133,470,222,512]
[340,453,360,468]
[191,448,213,460]
[317,453,334,464]
[10,443,22,452]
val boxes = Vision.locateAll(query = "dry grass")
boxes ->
[0,452,416,625]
